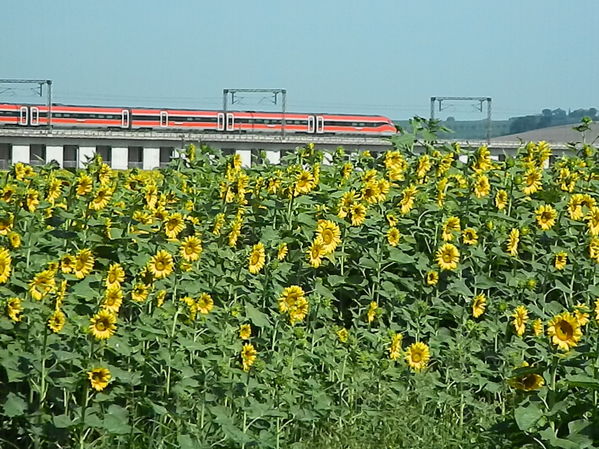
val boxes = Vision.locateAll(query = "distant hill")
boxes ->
[491,123,599,144]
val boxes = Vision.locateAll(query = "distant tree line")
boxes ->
[509,107,598,134]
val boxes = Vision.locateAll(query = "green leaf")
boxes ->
[3,392,27,417]
[53,414,73,428]
[566,374,599,390]
[177,435,196,449]
[103,405,131,434]
[514,402,543,431]
[245,303,271,328]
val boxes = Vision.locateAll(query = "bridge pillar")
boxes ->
[112,147,128,170]
[143,147,160,170]
[265,150,280,164]
[46,145,64,167]
[236,150,252,168]
[12,145,29,164]
[78,147,96,168]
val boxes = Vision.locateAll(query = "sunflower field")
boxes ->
[1,119,599,449]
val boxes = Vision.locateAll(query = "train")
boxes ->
[0,102,397,136]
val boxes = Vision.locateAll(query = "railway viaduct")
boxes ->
[0,128,573,170]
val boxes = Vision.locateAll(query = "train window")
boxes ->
[0,143,12,170]
[160,147,173,167]
[63,145,78,168]
[128,146,143,169]
[97,146,112,163]
[30,144,46,166]
[98,114,105,119]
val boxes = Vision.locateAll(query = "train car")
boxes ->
[0,102,397,136]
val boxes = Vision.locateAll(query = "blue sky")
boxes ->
[2,0,598,120]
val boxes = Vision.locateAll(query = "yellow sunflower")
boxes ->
[405,342,431,372]
[105,263,125,288]
[586,206,599,236]
[506,228,520,257]
[7,232,21,249]
[294,170,315,196]
[29,269,55,301]
[512,305,528,337]
[89,187,112,211]
[60,254,75,274]
[48,309,66,333]
[278,286,306,313]
[0,247,12,284]
[436,243,460,271]
[495,189,508,211]
[74,249,94,279]
[7,297,23,322]
[554,252,567,270]
[509,363,545,391]
[590,238,599,263]
[89,309,117,340]
[535,204,557,231]
[196,293,214,314]
[473,174,490,198]
[88,367,111,391]
[367,301,378,324]
[179,236,203,262]
[349,203,366,226]
[24,189,39,212]
[0,214,13,235]
[442,217,460,241]
[337,328,349,343]
[522,168,542,195]
[388,333,403,361]
[532,319,544,337]
[248,242,266,274]
[155,290,167,307]
[316,220,341,253]
[239,324,252,340]
[307,238,326,268]
[387,227,400,247]
[462,228,478,245]
[148,250,174,279]
[277,243,288,261]
[547,312,582,351]
[426,270,439,286]
[102,287,123,313]
[399,185,417,215]
[163,213,185,239]
[472,294,486,318]
[131,283,150,303]
[241,343,258,372]
[76,174,93,196]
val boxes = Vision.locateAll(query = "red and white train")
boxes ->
[0,103,397,136]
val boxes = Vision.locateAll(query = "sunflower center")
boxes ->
[411,352,422,363]
[155,261,165,271]
[322,230,333,245]
[251,253,260,265]
[556,320,573,340]
[96,321,107,331]
[442,252,453,263]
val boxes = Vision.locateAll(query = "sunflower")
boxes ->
[436,243,460,271]
[248,242,266,274]
[7,232,21,249]
[399,185,417,215]
[106,263,125,288]
[239,324,252,340]
[196,293,214,314]
[387,227,400,246]
[535,204,557,230]
[426,270,439,286]
[554,252,567,270]
[60,254,76,274]
[89,309,117,340]
[547,312,582,351]
[388,333,403,361]
[532,319,544,337]
[405,342,431,372]
[88,367,111,392]
[506,228,520,257]
[473,175,490,198]
[337,328,349,343]
[307,238,326,268]
[74,249,94,279]
[241,343,257,372]
[512,305,528,337]
[102,287,123,313]
[337,191,357,219]
[416,154,431,179]
[1,185,16,203]
[131,283,150,303]
[0,214,13,235]
[278,286,305,313]
[316,220,341,253]
[277,243,288,261]
[155,290,167,307]
[6,297,23,322]
[164,213,185,239]
[25,189,39,212]
[54,280,67,309]
[573,303,590,327]
[495,189,508,210]
[288,295,309,324]
[590,238,599,263]
[462,228,478,245]
[89,187,113,211]
[0,248,11,284]
[212,213,225,235]
[349,203,366,226]
[367,301,378,324]
[472,294,486,318]
[586,206,599,236]
[294,170,315,196]
[48,309,66,333]
[148,250,174,279]
[29,269,55,300]
[568,194,594,221]
[76,174,93,196]
[522,168,542,195]
[509,366,545,391]
[441,217,460,241]
[228,220,242,247]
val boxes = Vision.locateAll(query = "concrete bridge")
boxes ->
[0,127,572,170]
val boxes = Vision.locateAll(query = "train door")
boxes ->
[226,113,235,131]
[307,115,325,133]
[217,113,225,131]
[30,107,40,126]
[121,110,130,129]
[160,111,168,128]
[19,107,28,125]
